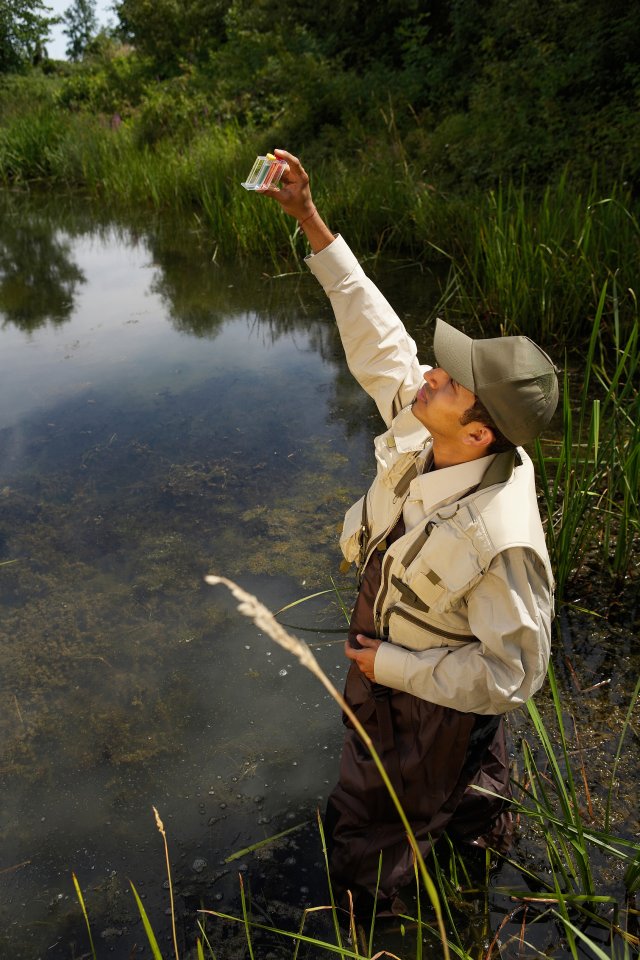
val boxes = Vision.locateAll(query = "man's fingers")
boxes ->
[274,147,300,168]
[355,634,379,649]
[260,185,284,199]
[274,149,309,184]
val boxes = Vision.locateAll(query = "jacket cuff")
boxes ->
[374,642,409,691]
[304,235,360,290]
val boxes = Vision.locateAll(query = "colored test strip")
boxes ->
[241,155,286,191]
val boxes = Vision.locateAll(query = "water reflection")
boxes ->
[0,192,85,331]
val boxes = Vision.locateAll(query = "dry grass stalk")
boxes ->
[153,805,180,960]
[204,575,364,735]
[205,574,451,959]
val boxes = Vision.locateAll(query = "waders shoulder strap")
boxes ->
[476,449,519,492]
[393,460,420,499]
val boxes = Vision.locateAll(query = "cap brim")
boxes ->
[433,319,475,393]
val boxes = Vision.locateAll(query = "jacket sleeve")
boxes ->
[374,548,552,714]
[306,235,426,427]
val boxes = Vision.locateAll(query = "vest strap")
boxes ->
[391,574,430,612]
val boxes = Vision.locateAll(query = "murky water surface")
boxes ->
[0,192,637,959]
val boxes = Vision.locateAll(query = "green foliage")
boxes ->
[0,0,58,73]
[114,0,228,76]
[534,290,639,600]
[0,76,66,180]
[62,0,98,62]
[55,47,154,115]
[2,0,640,188]
[132,72,213,148]
[222,0,423,69]
[433,172,640,344]
[0,68,56,124]
[366,0,640,186]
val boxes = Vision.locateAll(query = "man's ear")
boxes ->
[462,422,494,449]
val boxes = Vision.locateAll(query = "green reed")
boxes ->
[71,872,97,960]
[433,170,640,345]
[129,880,165,960]
[534,283,639,602]
[525,659,595,897]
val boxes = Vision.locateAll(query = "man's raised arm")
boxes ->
[260,149,424,425]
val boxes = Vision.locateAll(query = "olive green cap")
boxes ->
[434,318,559,445]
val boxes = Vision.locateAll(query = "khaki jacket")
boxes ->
[306,237,554,715]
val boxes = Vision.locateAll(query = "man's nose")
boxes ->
[424,368,444,388]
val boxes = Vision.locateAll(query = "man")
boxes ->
[262,149,558,917]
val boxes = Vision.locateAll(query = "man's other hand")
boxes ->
[345,634,381,681]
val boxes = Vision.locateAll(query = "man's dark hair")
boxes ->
[460,398,515,454]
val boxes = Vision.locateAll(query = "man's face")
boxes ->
[411,367,477,441]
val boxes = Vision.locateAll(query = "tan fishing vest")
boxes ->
[340,429,553,653]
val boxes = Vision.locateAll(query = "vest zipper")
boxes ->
[385,605,478,643]
[371,509,436,636]
[359,451,424,580]
[374,549,395,637]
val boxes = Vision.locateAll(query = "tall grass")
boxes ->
[433,171,640,344]
[499,661,640,959]
[535,284,639,601]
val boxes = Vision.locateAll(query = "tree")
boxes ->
[114,0,228,75]
[63,0,98,62]
[0,0,58,73]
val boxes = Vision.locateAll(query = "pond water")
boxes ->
[0,191,638,960]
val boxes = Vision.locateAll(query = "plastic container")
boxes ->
[241,154,286,191]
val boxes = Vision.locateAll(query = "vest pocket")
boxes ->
[407,570,446,609]
[387,604,477,651]
[339,495,367,563]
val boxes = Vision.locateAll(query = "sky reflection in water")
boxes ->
[0,208,381,957]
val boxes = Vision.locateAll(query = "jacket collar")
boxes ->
[391,405,431,453]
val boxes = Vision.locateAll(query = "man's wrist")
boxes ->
[297,206,317,226]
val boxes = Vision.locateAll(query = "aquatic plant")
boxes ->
[72,872,97,960]
[428,169,639,344]
[535,282,640,602]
